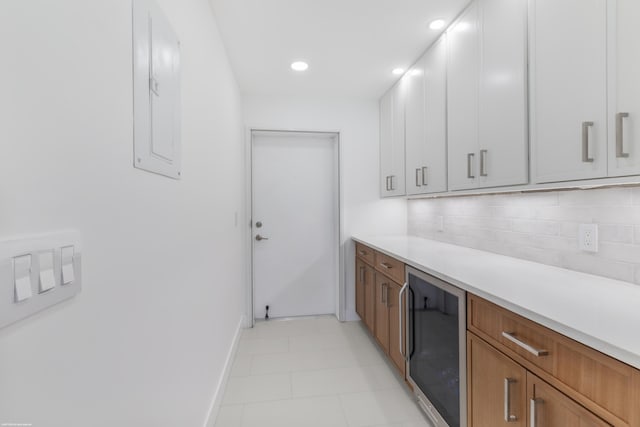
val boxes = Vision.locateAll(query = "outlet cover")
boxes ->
[437,216,444,232]
[579,224,599,253]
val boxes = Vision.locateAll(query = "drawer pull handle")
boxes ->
[616,112,630,158]
[381,283,388,304]
[358,250,366,256]
[359,266,365,284]
[502,332,549,357]
[582,121,595,163]
[380,262,393,269]
[504,378,517,422]
[530,398,543,427]
[467,153,475,178]
[480,149,488,177]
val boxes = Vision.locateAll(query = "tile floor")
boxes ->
[214,316,433,427]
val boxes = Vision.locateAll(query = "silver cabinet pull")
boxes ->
[381,283,388,304]
[255,234,269,241]
[386,284,392,308]
[415,169,422,187]
[380,262,392,270]
[359,266,365,284]
[502,331,549,357]
[421,167,428,186]
[399,282,408,360]
[504,378,517,422]
[390,175,396,191]
[385,176,391,191]
[480,149,488,177]
[530,398,543,427]
[617,112,630,158]
[358,250,366,256]
[467,153,476,178]
[582,121,595,162]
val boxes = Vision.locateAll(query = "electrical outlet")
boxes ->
[579,224,598,253]
[437,216,444,232]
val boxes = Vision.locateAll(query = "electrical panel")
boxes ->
[132,0,182,179]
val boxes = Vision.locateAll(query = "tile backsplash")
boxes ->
[407,187,640,285]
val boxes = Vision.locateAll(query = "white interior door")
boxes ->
[252,131,339,320]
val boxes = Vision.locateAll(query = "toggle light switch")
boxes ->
[39,251,56,293]
[61,246,75,285]
[13,255,33,302]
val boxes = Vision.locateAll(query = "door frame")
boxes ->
[244,128,345,327]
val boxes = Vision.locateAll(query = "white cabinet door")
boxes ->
[610,0,640,177]
[447,2,480,191]
[531,0,608,183]
[380,80,406,197]
[478,0,528,188]
[405,36,448,196]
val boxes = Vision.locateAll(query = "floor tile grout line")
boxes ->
[336,388,354,427]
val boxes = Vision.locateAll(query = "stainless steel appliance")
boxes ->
[401,267,467,427]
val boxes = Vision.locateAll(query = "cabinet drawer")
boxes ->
[355,242,375,265]
[468,294,640,426]
[374,251,405,284]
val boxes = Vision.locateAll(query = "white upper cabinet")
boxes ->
[531,0,609,183]
[405,36,448,196]
[448,0,528,191]
[447,2,480,191]
[380,79,406,197]
[478,0,528,188]
[610,0,640,177]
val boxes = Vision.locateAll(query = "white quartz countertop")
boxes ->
[352,235,640,370]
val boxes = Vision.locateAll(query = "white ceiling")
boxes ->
[209,0,470,99]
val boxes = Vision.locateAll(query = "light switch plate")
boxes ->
[0,231,82,329]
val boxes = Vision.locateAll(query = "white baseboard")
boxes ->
[204,313,245,427]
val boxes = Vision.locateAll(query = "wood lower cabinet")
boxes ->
[355,257,375,333]
[355,242,406,379]
[468,294,639,427]
[469,332,613,427]
[468,333,527,426]
[374,274,390,351]
[528,372,611,427]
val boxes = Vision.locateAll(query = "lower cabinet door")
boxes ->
[387,281,405,377]
[375,274,390,353]
[527,372,612,427]
[468,333,526,427]
[364,264,375,333]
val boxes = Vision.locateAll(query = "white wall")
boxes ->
[244,95,407,321]
[408,187,640,285]
[0,1,245,426]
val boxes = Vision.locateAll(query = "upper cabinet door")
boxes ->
[380,80,407,197]
[610,0,640,177]
[447,2,480,191]
[478,0,528,188]
[531,0,608,183]
[405,36,448,196]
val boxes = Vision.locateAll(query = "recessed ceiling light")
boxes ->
[291,61,309,71]
[429,19,446,30]
[392,68,405,76]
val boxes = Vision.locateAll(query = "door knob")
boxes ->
[255,234,269,241]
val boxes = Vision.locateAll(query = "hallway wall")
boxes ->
[0,0,245,425]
